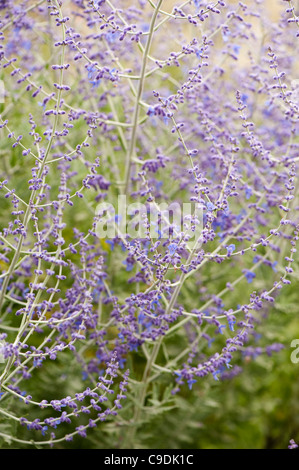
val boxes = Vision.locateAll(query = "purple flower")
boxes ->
[243,270,256,283]
[288,439,298,449]
[226,244,235,256]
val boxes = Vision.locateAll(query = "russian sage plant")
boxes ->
[0,0,298,449]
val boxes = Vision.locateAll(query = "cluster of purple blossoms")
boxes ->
[288,438,298,449]
[0,0,298,448]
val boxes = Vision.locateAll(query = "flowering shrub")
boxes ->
[0,0,298,449]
